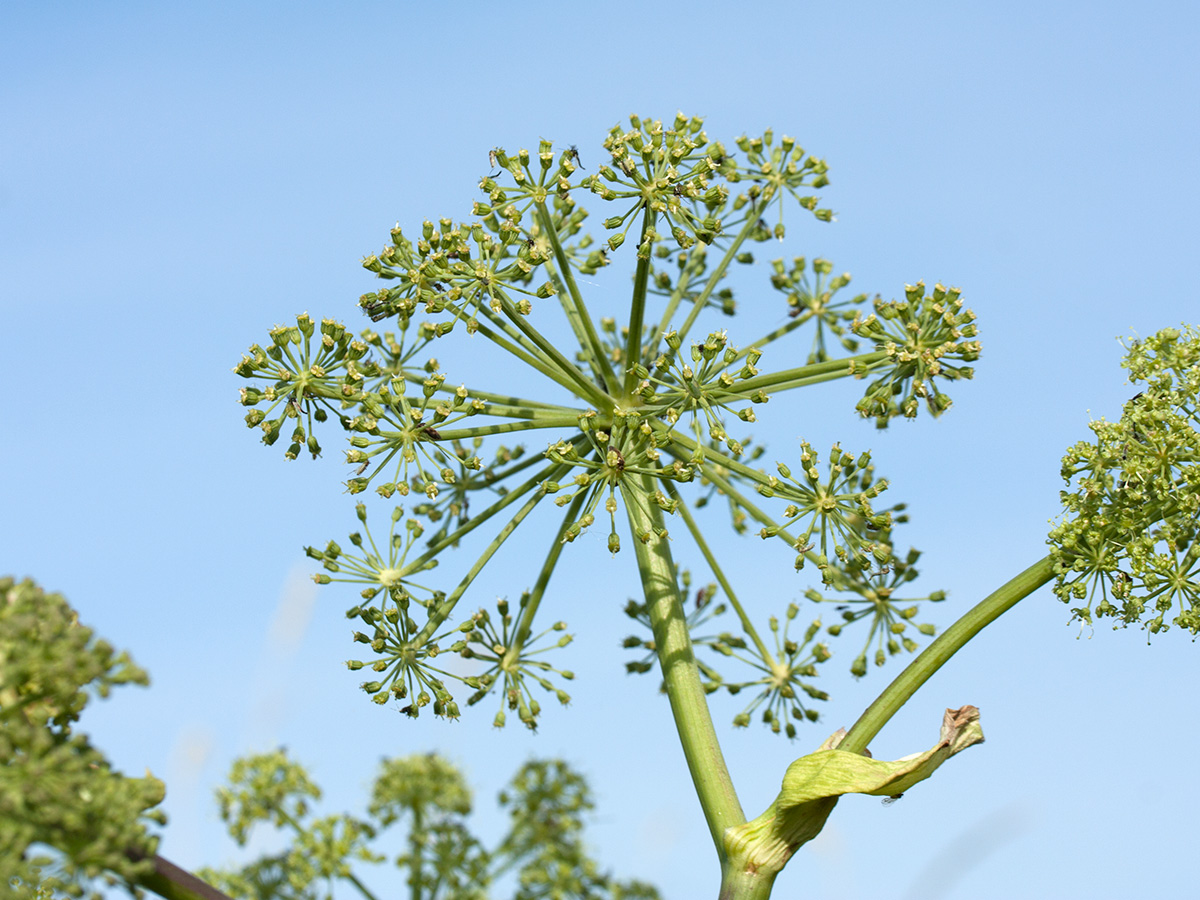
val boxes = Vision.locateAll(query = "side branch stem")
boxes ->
[839,555,1057,754]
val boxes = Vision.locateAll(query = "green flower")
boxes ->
[756,442,896,579]
[809,547,945,675]
[721,604,832,739]
[454,596,575,730]
[852,281,980,427]
[240,114,976,731]
[234,313,369,458]
[770,257,868,364]
[1050,325,1200,633]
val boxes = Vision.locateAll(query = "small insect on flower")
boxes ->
[567,145,585,169]
[488,148,500,177]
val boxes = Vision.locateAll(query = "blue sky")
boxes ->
[3,2,1199,898]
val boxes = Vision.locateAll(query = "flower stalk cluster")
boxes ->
[235,114,969,732]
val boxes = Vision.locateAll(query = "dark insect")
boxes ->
[1119,392,1148,489]
[421,426,443,441]
[882,793,904,805]
[567,144,585,169]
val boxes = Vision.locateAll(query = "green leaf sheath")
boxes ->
[840,555,1056,754]
[623,474,746,854]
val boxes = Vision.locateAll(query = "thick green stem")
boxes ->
[718,863,783,900]
[622,477,745,855]
[840,555,1056,754]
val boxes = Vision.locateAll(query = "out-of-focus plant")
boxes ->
[0,577,165,900]
[0,579,646,900]
[197,751,656,900]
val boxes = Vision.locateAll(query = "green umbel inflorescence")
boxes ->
[235,114,980,730]
[1050,325,1200,634]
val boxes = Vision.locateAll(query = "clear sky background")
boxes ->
[3,2,1199,898]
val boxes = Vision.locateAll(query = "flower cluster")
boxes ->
[809,547,945,675]
[1050,326,1200,634]
[203,752,654,900]
[0,578,166,899]
[721,605,832,739]
[770,257,869,364]
[756,442,895,578]
[622,572,833,738]
[235,314,370,459]
[455,595,576,730]
[236,114,974,731]
[852,282,980,427]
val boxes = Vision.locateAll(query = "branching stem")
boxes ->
[840,555,1056,753]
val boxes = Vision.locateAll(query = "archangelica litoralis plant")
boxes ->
[232,113,1200,898]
